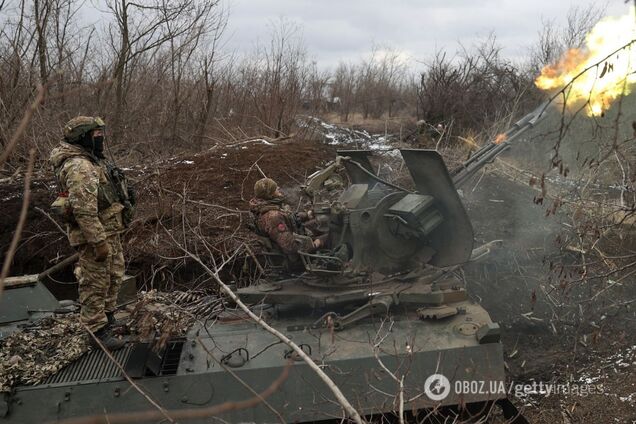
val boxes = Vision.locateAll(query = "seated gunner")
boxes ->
[249,178,324,268]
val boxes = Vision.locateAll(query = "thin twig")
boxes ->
[242,242,265,275]
[0,149,36,299]
[161,187,245,214]
[35,206,67,235]
[93,327,173,422]
[60,334,291,424]
[164,228,366,424]
[240,155,264,201]
[372,320,405,424]
[195,336,286,423]
[0,85,47,167]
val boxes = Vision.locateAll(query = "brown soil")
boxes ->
[0,137,336,289]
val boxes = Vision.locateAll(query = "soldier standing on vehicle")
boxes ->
[249,178,324,268]
[49,116,135,350]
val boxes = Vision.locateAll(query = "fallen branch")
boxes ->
[165,229,366,424]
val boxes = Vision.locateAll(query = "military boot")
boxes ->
[90,326,125,351]
[106,311,126,335]
[106,311,126,327]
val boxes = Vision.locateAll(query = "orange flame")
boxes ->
[535,8,636,116]
[494,133,507,145]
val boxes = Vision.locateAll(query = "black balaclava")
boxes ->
[78,132,105,159]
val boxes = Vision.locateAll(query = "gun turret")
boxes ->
[451,101,549,187]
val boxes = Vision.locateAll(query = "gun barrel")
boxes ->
[451,101,549,187]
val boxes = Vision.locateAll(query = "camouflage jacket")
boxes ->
[249,198,314,255]
[49,142,124,246]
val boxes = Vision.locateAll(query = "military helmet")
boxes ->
[63,116,105,143]
[254,177,278,200]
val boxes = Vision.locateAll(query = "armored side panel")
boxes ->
[2,301,507,423]
[0,282,60,338]
[400,149,474,266]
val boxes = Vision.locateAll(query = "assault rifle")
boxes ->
[106,163,136,226]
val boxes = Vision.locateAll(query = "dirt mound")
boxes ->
[0,137,336,291]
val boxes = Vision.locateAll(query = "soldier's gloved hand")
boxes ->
[295,211,309,221]
[93,240,110,262]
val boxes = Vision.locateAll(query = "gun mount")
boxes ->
[238,149,485,330]
[227,105,548,421]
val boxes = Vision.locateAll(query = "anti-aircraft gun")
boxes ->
[233,102,548,420]
[239,101,549,327]
[0,103,547,423]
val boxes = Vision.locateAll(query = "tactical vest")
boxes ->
[250,204,280,237]
[52,156,128,223]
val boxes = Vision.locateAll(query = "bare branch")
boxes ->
[163,228,366,424]
[0,84,47,167]
[59,329,292,424]
[0,148,35,299]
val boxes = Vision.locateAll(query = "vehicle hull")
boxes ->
[3,303,507,423]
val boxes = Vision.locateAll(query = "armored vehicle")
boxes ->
[0,103,547,423]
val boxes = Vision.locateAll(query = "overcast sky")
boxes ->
[222,0,631,69]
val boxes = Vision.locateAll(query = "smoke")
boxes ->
[461,93,636,337]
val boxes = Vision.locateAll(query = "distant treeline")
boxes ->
[0,1,603,166]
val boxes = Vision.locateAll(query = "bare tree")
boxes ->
[260,19,308,137]
[49,0,84,109]
[33,0,50,84]
[194,5,229,141]
[528,4,606,74]
[330,62,357,121]
[418,35,530,141]
[105,0,197,135]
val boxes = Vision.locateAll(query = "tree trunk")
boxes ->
[112,0,130,138]
[34,0,49,85]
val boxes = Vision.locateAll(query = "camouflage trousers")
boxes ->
[74,234,125,333]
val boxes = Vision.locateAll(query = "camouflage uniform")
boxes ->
[249,197,315,258]
[50,129,126,333]
[249,178,323,270]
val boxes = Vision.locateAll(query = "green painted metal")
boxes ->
[5,300,505,423]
